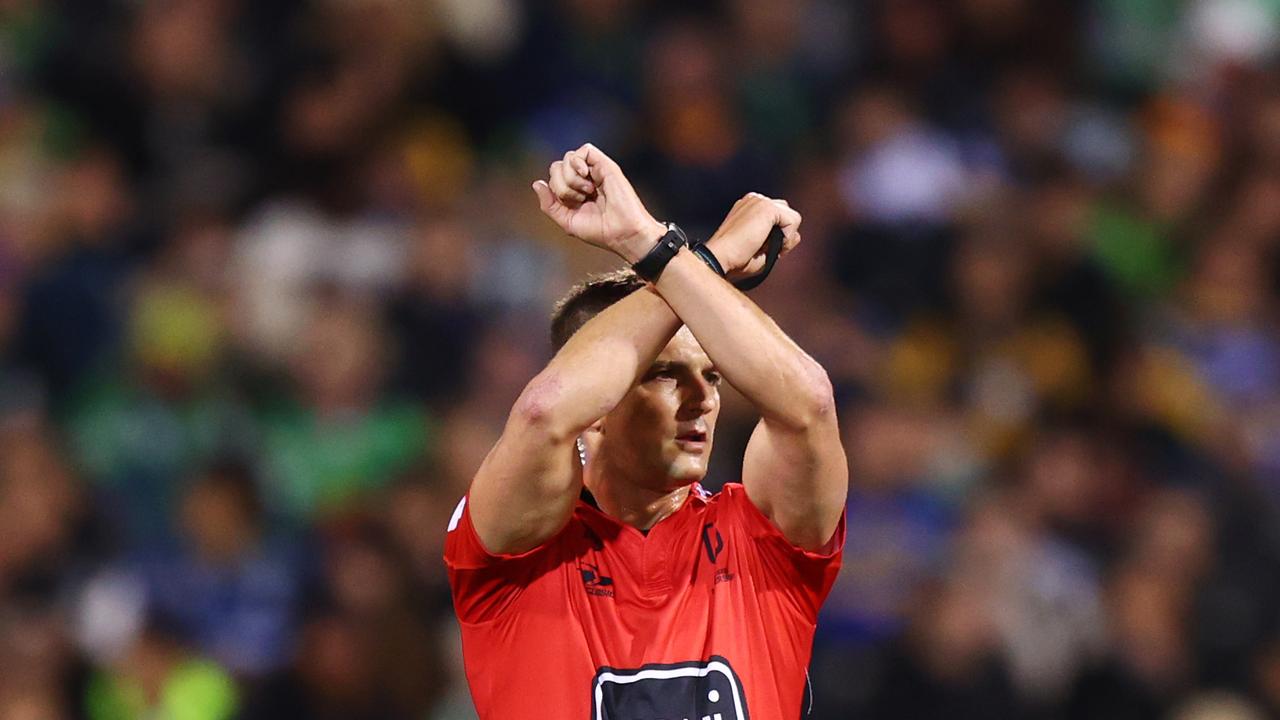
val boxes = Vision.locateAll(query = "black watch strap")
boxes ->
[632,223,688,282]
[690,242,727,278]
[690,227,786,291]
[730,226,785,291]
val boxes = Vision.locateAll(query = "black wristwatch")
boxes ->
[633,223,785,290]
[631,223,688,282]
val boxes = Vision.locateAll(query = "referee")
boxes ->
[445,143,847,719]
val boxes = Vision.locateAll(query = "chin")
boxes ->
[666,456,708,484]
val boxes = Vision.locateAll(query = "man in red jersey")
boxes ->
[445,143,847,719]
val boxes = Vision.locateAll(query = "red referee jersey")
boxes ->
[444,482,845,719]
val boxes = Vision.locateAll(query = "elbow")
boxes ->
[789,362,838,431]
[511,374,579,442]
[793,363,834,425]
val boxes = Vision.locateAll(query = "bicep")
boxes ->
[467,414,582,556]
[741,414,847,551]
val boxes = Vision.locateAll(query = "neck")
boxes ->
[584,450,691,530]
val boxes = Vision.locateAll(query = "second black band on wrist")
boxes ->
[690,242,727,278]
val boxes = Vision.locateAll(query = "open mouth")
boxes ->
[675,430,707,447]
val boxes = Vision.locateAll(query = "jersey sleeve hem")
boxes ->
[444,495,555,570]
[445,495,561,625]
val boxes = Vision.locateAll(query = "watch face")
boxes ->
[591,657,749,720]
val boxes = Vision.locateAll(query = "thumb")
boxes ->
[532,180,557,212]
[532,180,574,227]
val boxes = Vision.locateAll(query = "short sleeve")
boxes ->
[443,495,557,624]
[719,483,845,619]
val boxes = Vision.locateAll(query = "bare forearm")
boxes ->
[516,287,680,438]
[471,280,678,555]
[653,249,833,430]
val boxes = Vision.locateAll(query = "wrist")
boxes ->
[616,218,669,265]
[689,241,727,278]
[631,222,689,282]
[701,239,736,273]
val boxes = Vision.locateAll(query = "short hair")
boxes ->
[550,268,647,351]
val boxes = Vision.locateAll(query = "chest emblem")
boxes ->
[702,523,735,584]
[702,523,724,564]
[591,656,749,720]
[579,562,615,598]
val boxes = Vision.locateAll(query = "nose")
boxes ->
[678,376,718,418]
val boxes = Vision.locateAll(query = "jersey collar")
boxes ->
[577,481,710,527]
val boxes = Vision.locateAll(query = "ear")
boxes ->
[582,419,606,462]
[579,420,605,467]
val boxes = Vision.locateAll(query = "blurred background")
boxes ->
[1,0,1280,718]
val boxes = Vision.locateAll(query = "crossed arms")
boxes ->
[467,144,847,554]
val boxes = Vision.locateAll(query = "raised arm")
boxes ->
[649,196,847,550]
[474,143,844,555]
[468,147,677,555]
[545,147,845,550]
[469,289,678,554]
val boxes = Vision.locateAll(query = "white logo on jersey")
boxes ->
[447,496,466,532]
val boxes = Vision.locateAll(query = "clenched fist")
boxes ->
[532,144,667,264]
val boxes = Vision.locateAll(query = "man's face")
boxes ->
[599,327,721,489]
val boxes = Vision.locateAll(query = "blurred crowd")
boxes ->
[2,0,1280,718]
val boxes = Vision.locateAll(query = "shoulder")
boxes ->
[446,494,584,624]
[710,482,845,559]
[446,494,583,570]
[710,484,846,618]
